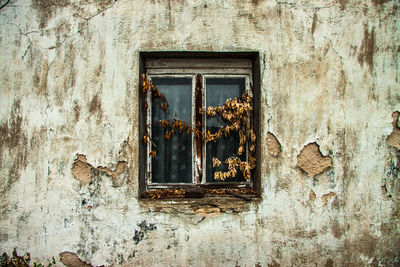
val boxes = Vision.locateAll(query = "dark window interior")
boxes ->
[205,78,246,183]
[151,78,192,183]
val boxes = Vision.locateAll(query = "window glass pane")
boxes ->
[206,78,246,183]
[151,77,192,183]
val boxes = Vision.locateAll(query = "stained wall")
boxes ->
[0,0,399,266]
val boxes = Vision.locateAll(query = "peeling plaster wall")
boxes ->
[0,0,399,266]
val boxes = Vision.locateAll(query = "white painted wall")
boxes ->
[0,0,399,266]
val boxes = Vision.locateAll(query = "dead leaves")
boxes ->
[214,171,231,180]
[159,102,167,110]
[141,188,258,199]
[206,93,253,124]
[239,131,247,145]
[178,120,185,132]
[143,133,157,147]
[250,129,256,143]
[160,120,168,128]
[141,189,185,199]
[142,73,257,178]
[206,129,222,143]
[206,188,257,196]
[205,91,257,181]
[213,157,253,181]
[207,106,217,117]
[212,157,222,167]
[141,74,149,94]
[238,145,244,155]
[160,119,191,141]
[250,144,256,152]
[164,131,173,140]
[143,134,149,144]
[142,73,168,113]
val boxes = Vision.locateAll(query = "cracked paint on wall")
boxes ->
[59,252,92,267]
[321,192,337,205]
[297,143,333,177]
[309,189,316,202]
[266,132,281,157]
[71,154,93,185]
[387,111,400,150]
[0,0,400,266]
[71,154,127,187]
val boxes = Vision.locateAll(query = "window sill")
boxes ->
[138,194,261,214]
[140,187,257,199]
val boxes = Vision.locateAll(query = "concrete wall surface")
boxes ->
[0,0,400,266]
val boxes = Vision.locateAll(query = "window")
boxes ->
[139,52,260,199]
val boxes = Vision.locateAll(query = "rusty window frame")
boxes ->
[139,53,261,197]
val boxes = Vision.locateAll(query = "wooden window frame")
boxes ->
[139,52,261,198]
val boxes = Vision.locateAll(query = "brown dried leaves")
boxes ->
[160,118,197,140]
[142,73,168,112]
[141,188,257,199]
[213,156,255,181]
[141,189,185,199]
[206,91,256,181]
[212,157,222,167]
[141,74,257,180]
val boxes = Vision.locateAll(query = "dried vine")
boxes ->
[141,188,185,199]
[141,74,256,181]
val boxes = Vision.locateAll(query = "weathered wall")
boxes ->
[0,0,399,266]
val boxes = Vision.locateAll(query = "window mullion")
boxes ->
[193,74,204,185]
[146,76,152,186]
[201,75,206,184]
